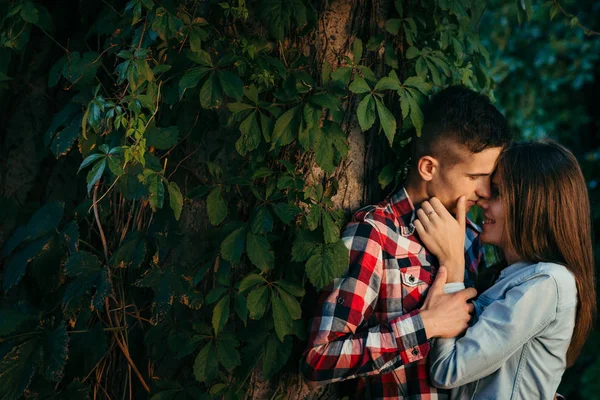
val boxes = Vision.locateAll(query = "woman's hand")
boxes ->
[414,197,466,283]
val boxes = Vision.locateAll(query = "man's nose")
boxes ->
[476,179,491,199]
[477,198,489,210]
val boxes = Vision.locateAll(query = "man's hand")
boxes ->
[414,197,466,282]
[420,266,477,339]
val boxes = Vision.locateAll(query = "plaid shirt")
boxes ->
[300,187,485,399]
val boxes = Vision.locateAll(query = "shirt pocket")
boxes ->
[399,266,433,313]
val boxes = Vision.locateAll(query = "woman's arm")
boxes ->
[429,274,559,388]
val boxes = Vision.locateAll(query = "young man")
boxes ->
[300,86,511,399]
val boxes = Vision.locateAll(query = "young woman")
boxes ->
[414,140,596,398]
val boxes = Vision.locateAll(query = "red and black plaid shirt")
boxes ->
[300,187,485,399]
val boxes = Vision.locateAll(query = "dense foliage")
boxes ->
[0,0,597,399]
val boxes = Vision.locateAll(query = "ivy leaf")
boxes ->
[200,73,223,108]
[276,287,302,320]
[0,308,35,337]
[271,106,299,149]
[220,226,246,264]
[3,235,52,292]
[110,232,146,269]
[193,342,218,384]
[356,95,376,131]
[262,334,292,380]
[330,66,352,88]
[179,67,211,97]
[207,187,227,225]
[321,212,340,244]
[251,206,273,234]
[386,18,402,35]
[270,203,300,225]
[238,274,268,293]
[3,201,64,257]
[234,292,248,325]
[291,229,319,262]
[236,111,261,155]
[272,293,293,341]
[38,323,70,381]
[405,46,420,59]
[246,232,274,271]
[50,113,83,158]
[63,251,111,314]
[168,182,183,220]
[218,70,244,101]
[375,97,397,145]
[378,164,396,189]
[349,76,371,94]
[375,70,402,91]
[147,126,179,150]
[353,38,363,63]
[246,286,269,319]
[216,333,241,372]
[305,240,349,289]
[146,173,165,211]
[86,159,106,194]
[212,295,230,336]
[0,338,37,400]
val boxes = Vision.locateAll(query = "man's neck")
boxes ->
[404,174,429,209]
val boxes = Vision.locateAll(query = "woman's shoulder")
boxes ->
[530,262,578,306]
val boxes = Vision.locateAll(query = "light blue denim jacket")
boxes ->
[431,261,577,399]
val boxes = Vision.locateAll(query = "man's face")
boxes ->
[428,144,502,213]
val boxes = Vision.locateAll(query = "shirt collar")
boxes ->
[389,187,417,237]
[498,261,530,280]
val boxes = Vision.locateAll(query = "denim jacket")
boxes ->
[430,261,577,399]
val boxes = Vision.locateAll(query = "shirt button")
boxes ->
[408,275,416,283]
[412,348,419,356]
[337,296,345,305]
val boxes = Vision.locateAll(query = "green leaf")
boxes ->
[375,97,397,145]
[216,333,241,372]
[188,49,213,67]
[262,334,292,380]
[179,67,211,95]
[386,18,402,35]
[349,76,371,94]
[0,339,36,400]
[291,229,319,262]
[271,106,299,148]
[168,182,183,220]
[21,2,39,24]
[234,292,248,325]
[322,212,340,244]
[63,251,111,314]
[218,70,244,101]
[3,235,52,292]
[0,308,34,336]
[86,159,106,194]
[206,287,227,305]
[246,232,274,271]
[221,226,246,264]
[110,232,146,269]
[310,94,342,111]
[271,203,300,225]
[305,240,349,289]
[375,70,402,91]
[246,286,269,319]
[236,111,261,155]
[39,323,69,381]
[353,38,363,63]
[404,76,432,95]
[50,114,83,158]
[274,280,305,297]
[147,126,179,150]
[200,73,223,108]
[276,287,302,320]
[272,293,293,341]
[3,201,64,257]
[330,66,352,87]
[212,295,230,335]
[405,46,420,59]
[207,187,227,225]
[193,342,219,383]
[378,164,396,189]
[239,274,267,292]
[251,206,273,234]
[356,95,376,131]
[306,204,321,231]
[146,173,165,211]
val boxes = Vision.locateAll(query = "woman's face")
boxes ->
[478,169,505,248]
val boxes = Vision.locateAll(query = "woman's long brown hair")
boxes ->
[497,140,596,366]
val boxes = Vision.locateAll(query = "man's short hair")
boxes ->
[412,86,511,165]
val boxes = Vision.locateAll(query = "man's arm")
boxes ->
[300,221,476,385]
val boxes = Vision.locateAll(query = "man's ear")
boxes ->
[417,155,439,182]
